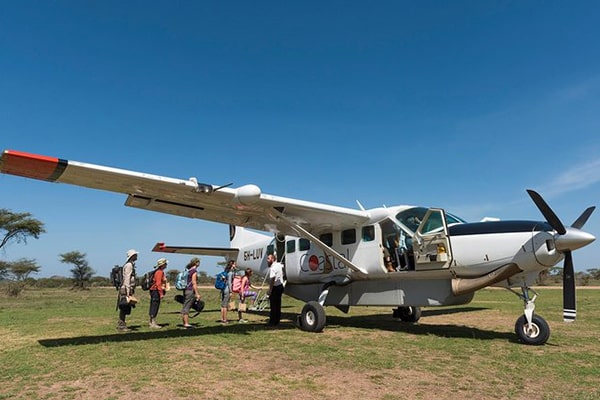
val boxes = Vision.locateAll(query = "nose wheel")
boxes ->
[515,314,550,345]
[508,285,551,345]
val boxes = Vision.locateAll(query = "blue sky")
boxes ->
[1,1,599,278]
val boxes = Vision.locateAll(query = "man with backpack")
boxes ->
[218,260,236,324]
[117,249,139,332]
[148,257,168,329]
[180,257,202,329]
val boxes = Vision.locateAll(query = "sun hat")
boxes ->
[126,249,138,260]
[155,258,168,268]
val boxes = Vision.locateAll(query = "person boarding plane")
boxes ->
[0,149,595,345]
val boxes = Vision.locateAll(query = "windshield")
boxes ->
[395,207,466,233]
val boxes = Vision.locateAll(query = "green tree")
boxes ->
[167,269,180,283]
[0,209,45,250]
[0,260,9,280]
[60,251,94,289]
[8,258,40,280]
[587,268,600,280]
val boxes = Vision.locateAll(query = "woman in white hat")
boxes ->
[148,257,168,329]
[117,249,139,331]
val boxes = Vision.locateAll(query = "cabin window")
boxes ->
[341,228,356,245]
[286,240,296,253]
[362,226,375,242]
[320,233,333,246]
[299,238,310,251]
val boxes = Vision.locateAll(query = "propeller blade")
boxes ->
[571,206,596,229]
[526,189,566,234]
[563,251,576,322]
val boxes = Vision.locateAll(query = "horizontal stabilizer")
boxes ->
[152,242,239,259]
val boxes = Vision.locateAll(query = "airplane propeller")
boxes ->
[526,190,596,323]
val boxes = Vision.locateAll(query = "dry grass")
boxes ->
[1,286,599,400]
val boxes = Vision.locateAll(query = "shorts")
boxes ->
[220,288,230,308]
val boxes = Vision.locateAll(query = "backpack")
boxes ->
[214,271,228,290]
[175,269,188,290]
[232,275,243,293]
[110,265,123,290]
[140,269,156,291]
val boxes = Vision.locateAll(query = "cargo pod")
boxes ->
[413,208,452,270]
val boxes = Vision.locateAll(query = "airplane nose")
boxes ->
[554,228,596,252]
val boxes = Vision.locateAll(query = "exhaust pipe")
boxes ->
[452,264,522,296]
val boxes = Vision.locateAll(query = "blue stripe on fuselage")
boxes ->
[448,220,553,236]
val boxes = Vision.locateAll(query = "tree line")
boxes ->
[0,208,228,296]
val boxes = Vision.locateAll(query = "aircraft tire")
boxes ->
[514,314,550,345]
[299,301,326,332]
[393,306,422,322]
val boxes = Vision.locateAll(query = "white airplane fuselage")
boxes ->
[230,213,581,308]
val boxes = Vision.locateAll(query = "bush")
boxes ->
[6,281,25,297]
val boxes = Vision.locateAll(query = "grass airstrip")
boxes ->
[1,286,599,399]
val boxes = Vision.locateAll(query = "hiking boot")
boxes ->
[117,322,130,332]
[149,319,162,329]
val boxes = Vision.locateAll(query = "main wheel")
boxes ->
[514,314,550,345]
[299,301,326,332]
[393,306,422,322]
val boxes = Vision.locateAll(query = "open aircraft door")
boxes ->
[413,208,453,270]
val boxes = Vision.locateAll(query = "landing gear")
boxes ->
[515,314,550,346]
[298,301,326,332]
[508,285,551,345]
[297,283,332,332]
[393,306,422,322]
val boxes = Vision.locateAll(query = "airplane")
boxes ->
[0,149,596,345]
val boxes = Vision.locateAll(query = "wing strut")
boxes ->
[269,210,368,276]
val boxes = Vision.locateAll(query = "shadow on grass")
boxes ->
[38,305,517,347]
[37,321,290,347]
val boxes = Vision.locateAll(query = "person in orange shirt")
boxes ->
[149,258,168,329]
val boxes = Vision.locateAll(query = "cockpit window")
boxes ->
[395,207,466,233]
[446,212,467,225]
[395,207,428,232]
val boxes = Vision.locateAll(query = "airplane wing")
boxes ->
[0,150,370,236]
[152,242,239,258]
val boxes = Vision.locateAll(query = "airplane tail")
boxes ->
[229,225,272,249]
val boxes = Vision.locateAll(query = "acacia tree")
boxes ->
[587,268,600,280]
[0,260,8,280]
[60,251,94,289]
[8,258,40,280]
[0,209,45,250]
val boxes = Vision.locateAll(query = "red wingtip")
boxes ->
[1,150,65,181]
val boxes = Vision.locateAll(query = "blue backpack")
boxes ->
[175,269,188,290]
[214,271,228,290]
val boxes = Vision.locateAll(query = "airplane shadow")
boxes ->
[38,305,518,347]
[322,312,517,343]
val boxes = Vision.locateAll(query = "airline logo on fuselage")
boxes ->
[299,250,349,273]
